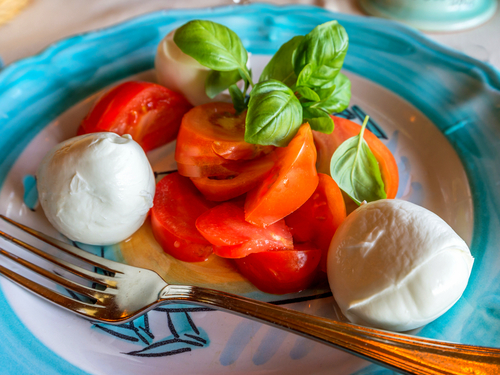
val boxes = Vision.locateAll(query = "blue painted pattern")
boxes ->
[94,307,211,357]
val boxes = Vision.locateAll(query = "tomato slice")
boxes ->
[244,123,319,227]
[175,102,274,168]
[233,245,322,294]
[151,172,214,262]
[313,116,399,199]
[78,81,192,152]
[285,173,346,272]
[190,152,277,201]
[195,202,293,258]
[177,161,242,179]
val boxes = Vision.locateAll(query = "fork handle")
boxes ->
[159,285,500,375]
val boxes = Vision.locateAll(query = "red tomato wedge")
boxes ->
[175,102,274,172]
[285,173,346,272]
[233,245,322,294]
[313,116,399,199]
[78,81,192,152]
[190,152,277,201]
[244,123,319,227]
[196,202,293,259]
[151,172,214,262]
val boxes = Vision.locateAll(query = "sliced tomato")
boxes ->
[313,115,399,199]
[285,173,346,272]
[233,245,322,294]
[244,123,319,227]
[175,102,274,168]
[190,152,277,201]
[151,172,214,262]
[195,202,293,259]
[177,161,241,179]
[78,81,192,152]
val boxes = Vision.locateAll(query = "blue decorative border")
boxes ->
[0,3,499,374]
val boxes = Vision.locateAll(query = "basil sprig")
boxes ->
[293,21,349,89]
[247,20,350,145]
[245,80,302,147]
[259,36,303,87]
[205,69,242,99]
[174,20,253,105]
[330,117,387,205]
[173,19,351,146]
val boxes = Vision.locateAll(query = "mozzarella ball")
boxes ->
[327,199,473,332]
[155,30,231,106]
[37,133,155,245]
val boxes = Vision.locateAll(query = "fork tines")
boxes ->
[0,214,119,315]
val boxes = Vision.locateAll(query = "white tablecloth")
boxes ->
[0,0,499,70]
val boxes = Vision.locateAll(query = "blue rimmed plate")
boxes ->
[0,4,499,375]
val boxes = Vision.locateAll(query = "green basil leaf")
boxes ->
[315,84,336,100]
[228,84,246,113]
[330,117,386,205]
[293,21,348,88]
[311,73,351,113]
[296,63,314,88]
[308,116,334,133]
[303,107,333,133]
[259,36,303,87]
[174,20,249,73]
[205,69,242,98]
[296,86,320,102]
[245,80,302,147]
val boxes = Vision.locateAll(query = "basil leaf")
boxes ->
[205,69,242,98]
[296,86,320,102]
[174,20,249,74]
[330,117,386,205]
[259,36,303,87]
[296,63,314,88]
[293,21,349,88]
[246,80,302,147]
[315,83,337,100]
[311,73,351,114]
[228,84,246,114]
[303,107,333,133]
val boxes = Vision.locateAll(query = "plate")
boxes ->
[0,4,499,375]
[358,0,497,31]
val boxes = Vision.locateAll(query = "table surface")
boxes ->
[0,0,499,71]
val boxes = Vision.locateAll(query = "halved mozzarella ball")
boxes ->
[155,30,231,106]
[327,199,474,332]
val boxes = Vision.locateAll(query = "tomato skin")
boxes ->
[196,202,293,259]
[78,81,193,152]
[190,152,277,201]
[151,225,213,263]
[233,246,322,294]
[285,173,346,272]
[245,123,319,227]
[175,102,274,169]
[313,116,399,199]
[151,172,214,262]
[177,161,241,179]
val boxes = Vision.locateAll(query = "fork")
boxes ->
[0,214,499,375]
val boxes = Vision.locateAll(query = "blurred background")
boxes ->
[0,0,498,69]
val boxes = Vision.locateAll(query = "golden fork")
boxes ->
[0,214,499,375]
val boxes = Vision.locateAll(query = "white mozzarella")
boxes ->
[155,30,232,106]
[327,199,474,332]
[37,133,155,245]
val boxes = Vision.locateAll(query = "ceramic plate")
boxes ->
[0,4,499,375]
